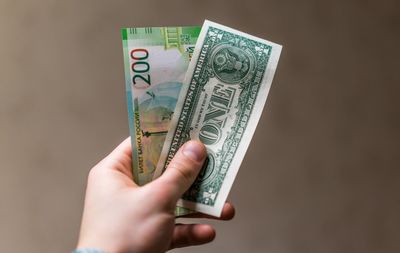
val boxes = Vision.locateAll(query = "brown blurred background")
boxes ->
[0,0,399,252]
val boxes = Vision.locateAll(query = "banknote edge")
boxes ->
[121,28,141,184]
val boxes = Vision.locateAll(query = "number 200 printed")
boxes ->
[130,48,151,88]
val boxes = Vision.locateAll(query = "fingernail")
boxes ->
[182,141,206,162]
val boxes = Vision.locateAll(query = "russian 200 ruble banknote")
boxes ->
[154,20,282,217]
[122,26,200,186]
[122,26,200,216]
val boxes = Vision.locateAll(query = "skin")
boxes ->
[77,138,235,253]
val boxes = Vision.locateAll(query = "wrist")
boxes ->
[77,237,121,253]
[72,249,106,253]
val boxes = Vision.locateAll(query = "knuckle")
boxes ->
[88,166,99,179]
[87,165,104,181]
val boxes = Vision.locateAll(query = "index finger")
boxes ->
[102,137,134,179]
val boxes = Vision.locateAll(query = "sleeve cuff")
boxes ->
[72,249,106,253]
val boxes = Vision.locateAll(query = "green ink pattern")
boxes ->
[164,26,272,206]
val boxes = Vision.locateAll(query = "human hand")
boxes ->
[76,138,235,253]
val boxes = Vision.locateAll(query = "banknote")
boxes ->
[122,27,200,216]
[121,26,200,186]
[154,20,282,216]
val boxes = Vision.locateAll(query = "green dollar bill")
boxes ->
[154,20,282,216]
[122,26,201,216]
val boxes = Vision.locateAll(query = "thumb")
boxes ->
[154,140,207,202]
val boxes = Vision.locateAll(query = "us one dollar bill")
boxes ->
[122,27,200,216]
[154,20,282,216]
